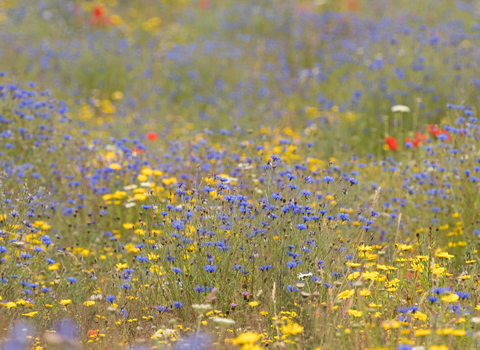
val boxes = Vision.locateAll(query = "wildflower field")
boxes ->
[2,0,480,349]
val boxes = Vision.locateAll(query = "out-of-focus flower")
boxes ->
[146,131,159,141]
[200,0,210,9]
[281,323,304,335]
[2,322,34,350]
[91,5,109,26]
[213,317,235,326]
[229,332,262,347]
[192,304,212,312]
[172,332,211,349]
[441,294,459,303]
[391,105,411,113]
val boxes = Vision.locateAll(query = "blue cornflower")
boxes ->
[204,265,217,273]
[271,192,282,200]
[194,284,206,293]
[269,154,280,162]
[323,176,334,184]
[157,305,171,312]
[300,190,311,196]
[286,260,297,269]
[172,267,183,274]
[287,285,299,292]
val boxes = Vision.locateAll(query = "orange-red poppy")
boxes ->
[91,5,109,26]
[347,1,358,11]
[87,330,98,337]
[146,131,159,141]
[428,125,441,136]
[428,125,451,141]
[406,132,427,147]
[385,136,398,150]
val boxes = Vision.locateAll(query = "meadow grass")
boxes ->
[1,1,480,349]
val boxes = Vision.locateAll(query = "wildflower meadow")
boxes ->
[1,0,480,349]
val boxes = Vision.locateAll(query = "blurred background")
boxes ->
[1,0,480,155]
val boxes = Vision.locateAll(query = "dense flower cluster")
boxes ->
[1,74,480,349]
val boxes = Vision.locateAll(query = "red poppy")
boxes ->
[406,137,418,147]
[416,132,427,141]
[347,1,358,11]
[428,125,451,141]
[132,147,145,156]
[93,5,104,18]
[146,131,159,141]
[87,330,98,337]
[385,136,398,150]
[428,125,441,136]
[90,5,109,26]
[200,0,210,9]
[406,272,420,279]
[406,132,427,147]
